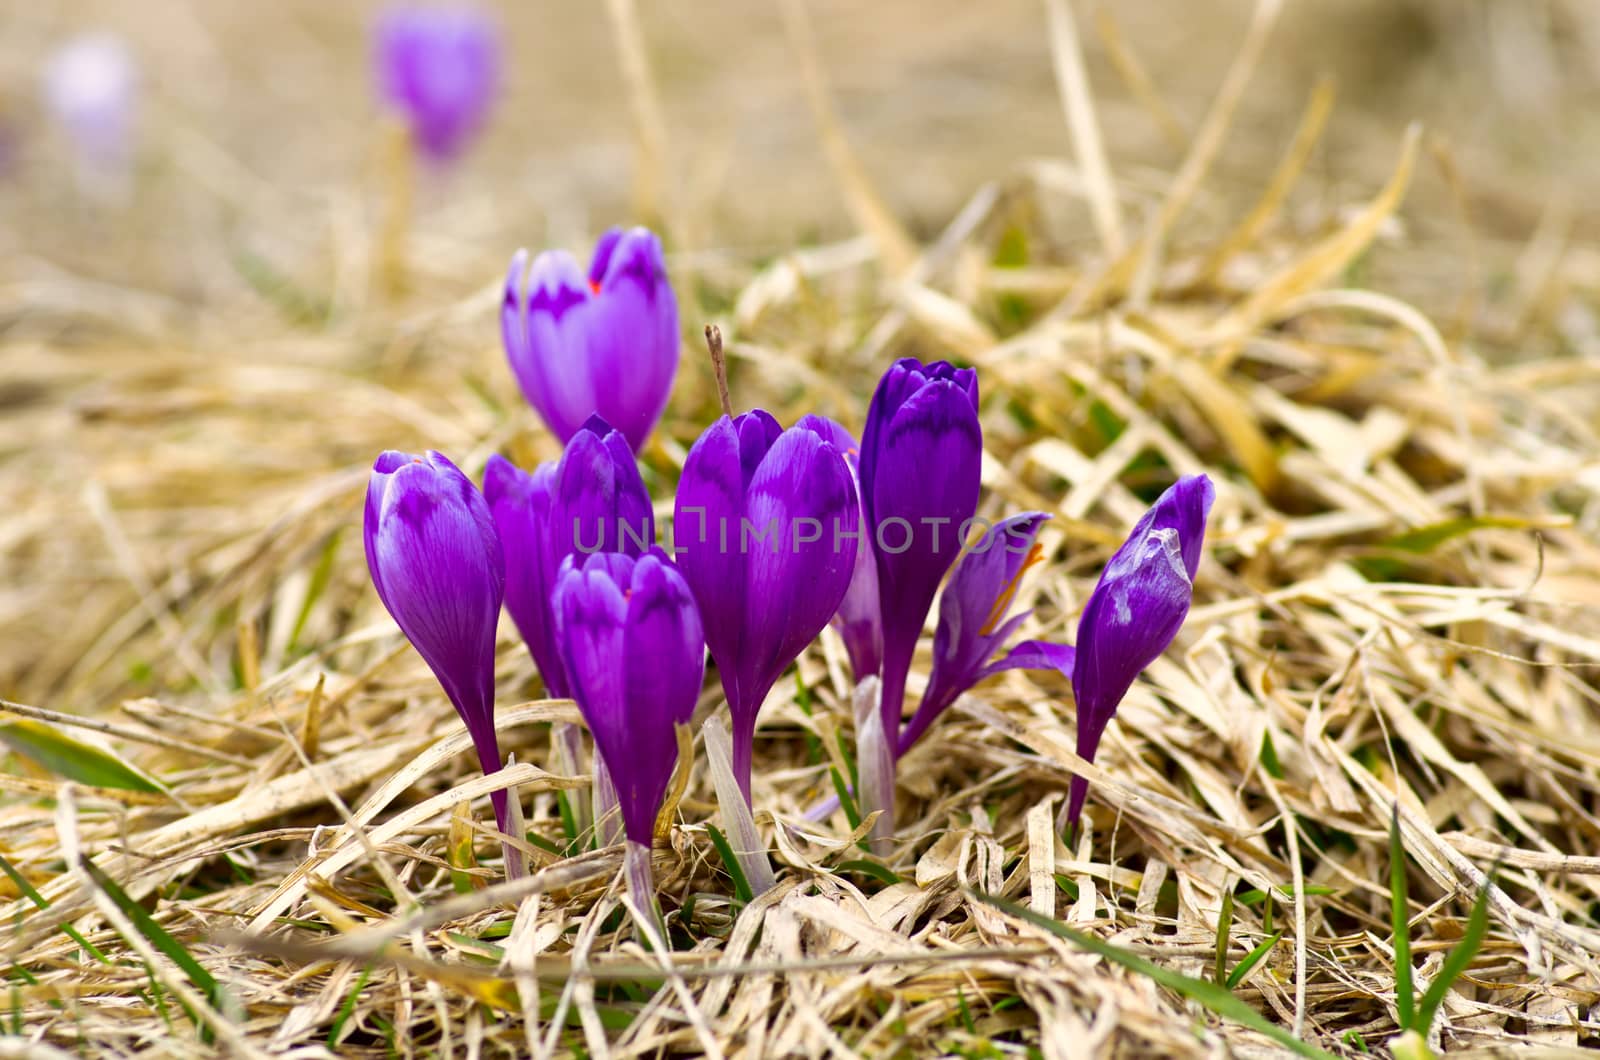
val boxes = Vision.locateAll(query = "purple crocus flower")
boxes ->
[674,410,859,801]
[365,450,519,872]
[502,228,679,453]
[554,548,704,925]
[483,416,654,699]
[856,358,982,838]
[1064,474,1214,831]
[375,5,499,163]
[898,512,1076,753]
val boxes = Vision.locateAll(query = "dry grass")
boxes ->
[6,3,1600,1057]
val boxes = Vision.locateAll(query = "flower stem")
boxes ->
[703,715,777,895]
[593,754,621,847]
[552,722,592,838]
[622,839,666,942]
[851,676,894,853]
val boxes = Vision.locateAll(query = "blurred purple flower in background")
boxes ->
[554,548,704,930]
[483,416,654,700]
[375,5,498,163]
[674,410,858,801]
[898,512,1075,754]
[502,228,679,453]
[1063,474,1214,833]
[855,358,982,842]
[42,33,137,195]
[364,450,522,876]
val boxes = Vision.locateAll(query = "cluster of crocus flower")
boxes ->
[364,222,1214,927]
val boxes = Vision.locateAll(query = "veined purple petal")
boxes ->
[1065,474,1214,830]
[483,455,566,696]
[555,548,704,845]
[500,229,679,452]
[900,512,1051,753]
[375,6,498,162]
[675,416,751,707]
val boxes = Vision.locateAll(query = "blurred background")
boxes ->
[3,0,1599,300]
[5,0,1600,703]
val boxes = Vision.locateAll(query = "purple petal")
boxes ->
[736,427,858,719]
[587,227,624,287]
[675,416,749,701]
[800,416,883,680]
[980,639,1075,681]
[583,228,679,451]
[483,454,566,697]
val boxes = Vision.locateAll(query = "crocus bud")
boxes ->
[502,228,679,453]
[1064,474,1214,832]
[899,512,1075,754]
[374,5,499,162]
[483,416,653,699]
[365,450,518,868]
[856,358,982,840]
[802,417,882,683]
[554,548,704,924]
[42,34,137,196]
[674,411,859,801]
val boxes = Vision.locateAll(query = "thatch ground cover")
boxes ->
[6,1,1600,1056]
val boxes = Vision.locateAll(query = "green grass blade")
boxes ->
[1214,888,1234,984]
[705,825,754,905]
[79,856,231,1037]
[327,963,374,1049]
[829,767,862,832]
[1226,932,1282,990]
[1414,872,1493,1036]
[968,889,1336,1060]
[834,859,901,886]
[0,852,110,963]
[0,720,163,793]
[1390,805,1416,1030]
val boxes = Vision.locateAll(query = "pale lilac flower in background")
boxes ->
[42,34,137,197]
[375,5,499,163]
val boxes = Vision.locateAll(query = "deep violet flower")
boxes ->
[855,358,982,840]
[482,416,653,699]
[554,548,704,930]
[364,450,521,875]
[374,6,498,162]
[897,512,1075,754]
[502,228,679,453]
[674,410,858,801]
[1063,474,1214,832]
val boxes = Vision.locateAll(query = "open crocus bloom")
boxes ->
[374,5,499,162]
[899,512,1075,754]
[1064,474,1214,832]
[502,228,679,453]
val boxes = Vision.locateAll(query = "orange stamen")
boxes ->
[978,542,1044,636]
[589,279,602,295]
